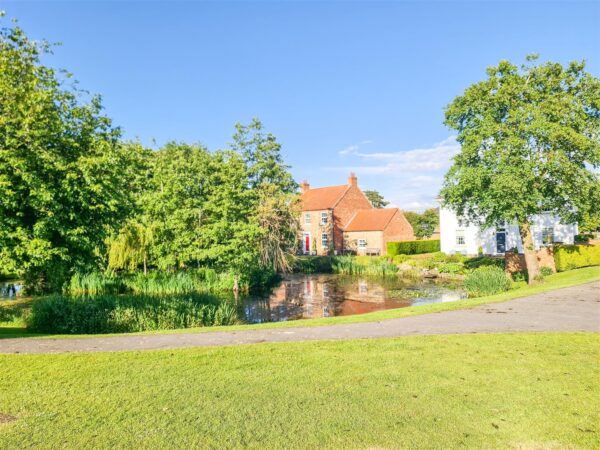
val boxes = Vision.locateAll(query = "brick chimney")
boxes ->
[348,172,358,187]
[301,180,310,193]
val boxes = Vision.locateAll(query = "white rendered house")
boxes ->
[439,207,578,256]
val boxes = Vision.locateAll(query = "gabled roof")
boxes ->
[344,208,398,232]
[301,185,350,211]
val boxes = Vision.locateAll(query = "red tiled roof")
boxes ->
[344,208,398,232]
[301,185,349,211]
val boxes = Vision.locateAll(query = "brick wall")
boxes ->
[343,231,383,255]
[382,210,415,251]
[299,210,334,256]
[332,185,373,252]
[505,247,556,274]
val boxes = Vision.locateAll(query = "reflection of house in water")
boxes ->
[242,274,465,324]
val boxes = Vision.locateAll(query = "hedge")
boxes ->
[553,244,600,272]
[387,239,441,256]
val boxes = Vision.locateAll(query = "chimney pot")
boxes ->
[348,172,358,186]
[301,180,310,193]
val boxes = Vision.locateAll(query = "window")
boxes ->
[320,212,328,225]
[358,239,367,249]
[456,230,466,246]
[542,227,554,246]
[321,233,329,248]
[304,213,311,224]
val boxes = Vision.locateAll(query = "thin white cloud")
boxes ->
[325,136,459,212]
[338,140,374,155]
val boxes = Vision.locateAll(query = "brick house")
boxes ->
[299,173,414,255]
[344,208,415,255]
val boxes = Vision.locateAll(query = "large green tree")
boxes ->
[231,119,299,272]
[404,208,439,240]
[0,19,143,291]
[441,56,600,282]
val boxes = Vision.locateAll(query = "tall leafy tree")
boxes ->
[364,190,389,209]
[0,19,142,291]
[441,56,600,282]
[231,119,299,272]
[404,208,439,239]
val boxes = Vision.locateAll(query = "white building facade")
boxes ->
[440,207,578,256]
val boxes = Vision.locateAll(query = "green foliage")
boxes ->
[68,272,124,296]
[441,55,600,280]
[0,20,148,292]
[293,256,334,273]
[554,245,600,272]
[27,293,238,334]
[464,266,511,297]
[441,56,600,230]
[68,269,241,296]
[391,254,410,264]
[403,208,439,239]
[387,240,440,256]
[363,190,389,209]
[540,266,554,277]
[331,256,398,276]
[437,263,464,274]
[511,271,528,283]
[463,256,505,270]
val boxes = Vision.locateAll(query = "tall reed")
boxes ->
[27,293,239,334]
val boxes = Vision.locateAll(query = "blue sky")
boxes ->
[3,1,599,210]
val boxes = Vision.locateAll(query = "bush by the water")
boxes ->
[463,256,505,270]
[553,244,600,272]
[293,256,334,273]
[27,293,238,334]
[68,269,240,296]
[332,256,398,276]
[464,266,511,297]
[387,239,440,256]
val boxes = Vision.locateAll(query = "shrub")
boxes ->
[293,256,333,273]
[554,244,600,272]
[437,262,463,274]
[387,240,440,256]
[511,271,528,283]
[392,254,410,264]
[463,256,505,270]
[540,266,554,277]
[331,256,398,276]
[27,293,238,334]
[464,266,511,298]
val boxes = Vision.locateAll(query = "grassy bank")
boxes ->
[0,333,598,448]
[2,265,596,340]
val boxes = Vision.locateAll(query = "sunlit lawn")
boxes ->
[0,333,598,449]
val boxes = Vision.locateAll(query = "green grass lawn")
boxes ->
[1,266,599,340]
[0,333,598,449]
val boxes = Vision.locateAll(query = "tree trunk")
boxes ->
[143,253,147,277]
[519,221,540,285]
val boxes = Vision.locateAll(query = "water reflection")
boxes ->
[243,274,465,323]
[0,281,22,299]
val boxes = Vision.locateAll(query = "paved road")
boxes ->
[1,281,598,354]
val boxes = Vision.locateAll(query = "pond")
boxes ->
[0,281,23,300]
[242,274,466,323]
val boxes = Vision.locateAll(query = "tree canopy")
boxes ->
[404,208,439,240]
[1,18,300,292]
[0,20,146,291]
[441,55,600,281]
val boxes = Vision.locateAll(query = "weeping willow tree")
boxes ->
[255,187,300,272]
[108,221,154,275]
